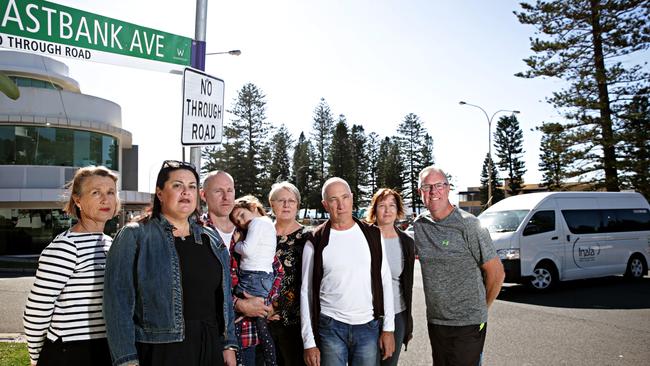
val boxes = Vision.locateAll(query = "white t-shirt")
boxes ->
[300,223,395,349]
[234,216,276,273]
[216,226,235,247]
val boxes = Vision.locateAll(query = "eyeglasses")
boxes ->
[273,198,298,206]
[420,182,449,192]
[161,160,196,170]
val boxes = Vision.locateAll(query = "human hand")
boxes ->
[304,347,320,366]
[223,349,236,366]
[234,291,272,318]
[233,231,241,242]
[379,331,395,360]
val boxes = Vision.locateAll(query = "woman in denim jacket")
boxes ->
[104,160,238,366]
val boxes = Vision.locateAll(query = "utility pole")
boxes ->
[189,0,208,171]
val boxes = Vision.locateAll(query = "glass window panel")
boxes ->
[73,130,91,167]
[14,126,37,165]
[562,210,602,234]
[0,126,16,164]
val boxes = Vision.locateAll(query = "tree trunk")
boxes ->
[590,0,619,191]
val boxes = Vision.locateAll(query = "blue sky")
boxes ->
[42,0,584,203]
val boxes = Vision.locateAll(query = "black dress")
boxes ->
[136,234,225,366]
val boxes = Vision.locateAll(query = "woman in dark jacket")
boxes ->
[104,160,237,366]
[365,188,415,366]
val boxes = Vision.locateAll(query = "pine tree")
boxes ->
[292,132,313,217]
[366,132,381,195]
[350,124,369,210]
[269,124,293,186]
[327,115,355,186]
[619,89,650,199]
[377,137,404,192]
[494,115,526,195]
[515,0,650,191]
[479,153,504,208]
[219,83,270,197]
[310,98,334,190]
[395,113,428,212]
[537,122,571,191]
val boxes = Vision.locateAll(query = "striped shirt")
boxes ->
[23,230,112,363]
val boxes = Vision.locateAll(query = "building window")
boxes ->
[0,125,118,170]
[8,76,62,90]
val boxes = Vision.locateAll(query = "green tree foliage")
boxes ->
[515,0,650,191]
[269,124,293,185]
[537,122,572,190]
[350,124,369,209]
[479,153,504,208]
[310,98,334,189]
[366,132,381,196]
[377,137,404,192]
[292,132,315,217]
[204,83,270,197]
[396,113,430,212]
[328,115,355,187]
[494,115,526,195]
[619,89,650,199]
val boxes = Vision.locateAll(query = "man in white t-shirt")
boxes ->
[201,170,274,363]
[301,177,395,366]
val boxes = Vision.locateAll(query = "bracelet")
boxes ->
[224,346,238,351]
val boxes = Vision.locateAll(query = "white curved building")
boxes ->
[0,50,150,255]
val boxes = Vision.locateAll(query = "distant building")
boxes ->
[0,50,150,255]
[458,180,598,216]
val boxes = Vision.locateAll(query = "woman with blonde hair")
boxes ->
[365,188,415,366]
[23,166,119,366]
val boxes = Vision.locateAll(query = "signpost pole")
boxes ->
[190,0,208,171]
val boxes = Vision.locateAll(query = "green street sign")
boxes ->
[0,0,192,70]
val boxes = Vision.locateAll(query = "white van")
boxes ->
[478,192,650,290]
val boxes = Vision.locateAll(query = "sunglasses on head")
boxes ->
[161,160,196,170]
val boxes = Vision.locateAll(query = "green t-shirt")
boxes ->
[414,207,497,326]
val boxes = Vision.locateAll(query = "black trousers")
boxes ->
[268,322,306,366]
[427,322,487,366]
[38,338,112,366]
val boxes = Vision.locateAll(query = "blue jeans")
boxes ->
[237,270,274,299]
[380,310,406,366]
[318,314,380,366]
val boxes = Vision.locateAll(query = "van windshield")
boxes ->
[479,210,529,233]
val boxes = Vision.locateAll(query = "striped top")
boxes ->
[23,230,112,362]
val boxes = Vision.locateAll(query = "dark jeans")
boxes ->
[38,338,111,366]
[318,314,380,366]
[269,322,306,366]
[380,310,407,366]
[427,322,487,366]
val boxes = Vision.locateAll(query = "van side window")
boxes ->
[562,210,602,234]
[602,209,650,233]
[523,210,555,236]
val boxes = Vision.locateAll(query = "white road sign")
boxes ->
[181,68,224,145]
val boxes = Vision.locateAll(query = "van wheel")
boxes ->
[624,255,647,280]
[529,263,557,291]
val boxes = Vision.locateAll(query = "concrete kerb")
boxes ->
[0,333,26,343]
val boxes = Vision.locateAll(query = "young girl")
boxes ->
[230,195,277,300]
[230,195,278,366]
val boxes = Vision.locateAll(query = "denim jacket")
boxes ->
[103,215,237,366]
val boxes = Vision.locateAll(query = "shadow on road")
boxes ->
[497,276,650,310]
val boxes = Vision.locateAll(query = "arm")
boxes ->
[378,236,395,360]
[481,257,505,308]
[23,238,76,364]
[104,226,140,366]
[300,240,320,365]
[234,218,273,257]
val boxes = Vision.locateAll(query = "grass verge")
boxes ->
[0,342,29,366]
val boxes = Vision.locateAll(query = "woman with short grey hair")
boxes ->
[268,181,311,366]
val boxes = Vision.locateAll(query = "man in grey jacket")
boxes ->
[414,166,504,366]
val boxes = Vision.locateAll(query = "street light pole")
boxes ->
[459,101,520,207]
